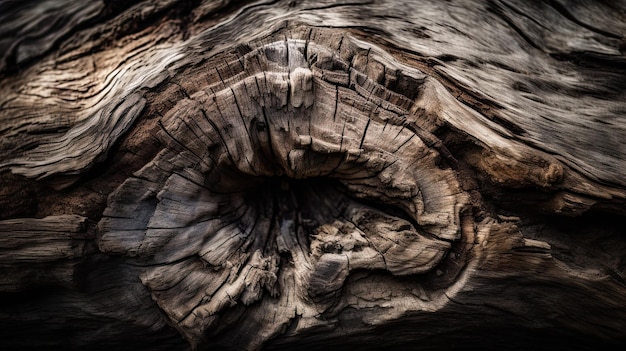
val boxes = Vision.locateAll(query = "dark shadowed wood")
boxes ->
[1,1,625,350]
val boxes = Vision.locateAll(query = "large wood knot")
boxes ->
[97,29,477,348]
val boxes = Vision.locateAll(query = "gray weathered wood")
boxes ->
[1,0,625,350]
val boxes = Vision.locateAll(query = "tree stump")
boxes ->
[1,1,625,350]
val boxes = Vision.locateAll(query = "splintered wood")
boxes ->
[98,33,474,347]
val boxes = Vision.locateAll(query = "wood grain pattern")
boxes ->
[0,0,625,350]
[0,215,90,291]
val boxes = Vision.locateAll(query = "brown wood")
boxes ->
[1,1,625,350]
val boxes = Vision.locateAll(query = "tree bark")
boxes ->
[1,0,625,350]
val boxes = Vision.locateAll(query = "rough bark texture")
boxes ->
[1,0,625,350]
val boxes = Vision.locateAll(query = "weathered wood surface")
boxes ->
[1,0,625,350]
